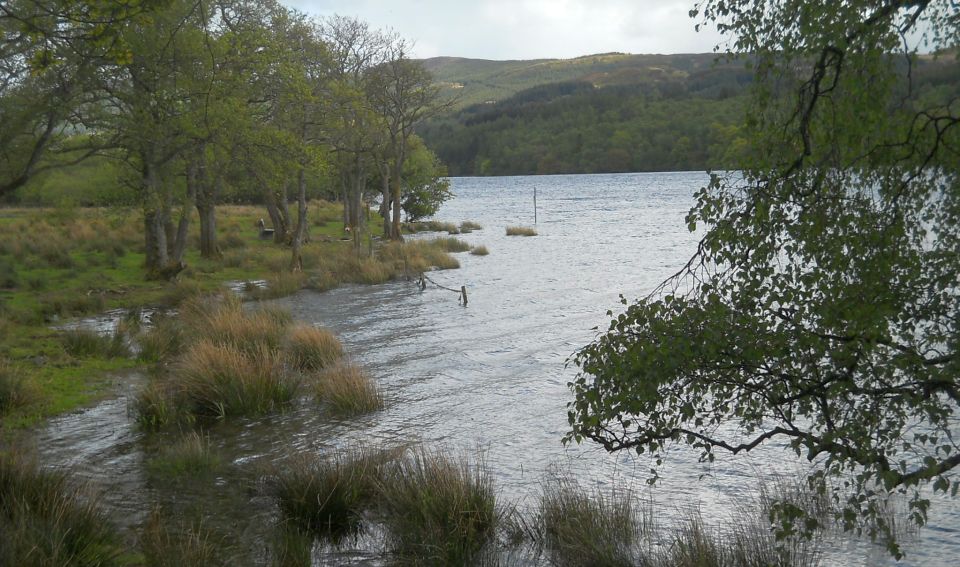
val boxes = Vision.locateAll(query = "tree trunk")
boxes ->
[379,162,391,237]
[389,154,405,241]
[290,167,307,272]
[171,158,198,264]
[142,157,169,277]
[197,149,221,259]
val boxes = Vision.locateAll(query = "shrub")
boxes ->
[470,245,490,256]
[62,328,131,359]
[0,454,125,566]
[314,363,383,416]
[379,448,497,564]
[175,341,297,419]
[539,474,642,567]
[285,324,343,371]
[506,226,537,236]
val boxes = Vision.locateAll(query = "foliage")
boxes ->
[400,136,453,221]
[568,0,960,558]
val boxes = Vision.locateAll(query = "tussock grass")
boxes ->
[250,271,308,300]
[133,380,175,431]
[175,340,297,419]
[286,324,343,371]
[429,236,473,253]
[0,359,37,415]
[379,448,498,564]
[460,221,483,233]
[470,245,490,256]
[269,447,399,540]
[140,508,227,567]
[539,474,643,567]
[62,328,131,358]
[314,363,384,416]
[138,315,185,362]
[147,432,221,477]
[506,226,537,236]
[193,299,290,357]
[403,220,460,234]
[0,453,125,566]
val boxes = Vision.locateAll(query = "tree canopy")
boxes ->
[567,0,959,557]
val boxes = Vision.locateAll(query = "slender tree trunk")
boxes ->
[196,148,221,259]
[142,156,169,277]
[275,185,292,244]
[389,154,405,241]
[379,162,391,237]
[290,167,307,272]
[172,158,198,264]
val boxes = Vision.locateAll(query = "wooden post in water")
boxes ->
[461,285,468,307]
[534,187,537,224]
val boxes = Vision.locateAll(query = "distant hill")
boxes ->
[421,52,748,109]
[418,52,960,177]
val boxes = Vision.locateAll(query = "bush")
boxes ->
[314,363,383,416]
[285,324,343,372]
[379,448,498,564]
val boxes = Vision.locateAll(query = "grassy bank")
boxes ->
[0,202,466,431]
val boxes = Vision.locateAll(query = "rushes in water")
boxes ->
[250,271,308,300]
[140,508,227,567]
[470,245,489,256]
[378,448,498,565]
[175,340,297,419]
[269,448,398,540]
[286,324,343,371]
[132,380,175,431]
[0,453,125,567]
[138,315,185,362]
[313,363,384,416]
[539,473,643,567]
[147,431,221,477]
[506,226,537,236]
[460,221,483,233]
[428,236,472,253]
[62,328,131,358]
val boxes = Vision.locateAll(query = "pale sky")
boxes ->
[283,0,727,60]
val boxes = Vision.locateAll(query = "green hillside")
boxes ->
[419,52,960,176]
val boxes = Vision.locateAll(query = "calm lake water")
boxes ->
[36,172,958,565]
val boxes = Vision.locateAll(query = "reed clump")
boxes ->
[250,271,308,300]
[429,236,473,253]
[539,474,643,567]
[0,359,36,416]
[506,226,538,236]
[313,363,384,416]
[286,324,343,371]
[470,245,490,256]
[62,328,131,359]
[137,315,185,362]
[147,432,221,478]
[132,380,175,431]
[269,448,397,540]
[403,220,460,234]
[0,453,125,566]
[378,448,498,565]
[175,340,296,419]
[140,508,226,567]
[459,221,483,233]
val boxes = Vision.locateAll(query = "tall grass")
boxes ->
[132,380,175,431]
[429,237,473,253]
[0,453,125,566]
[313,363,384,416]
[175,340,297,419]
[379,448,498,565]
[506,226,537,236]
[285,324,343,371]
[0,359,36,416]
[268,448,398,540]
[147,432,221,478]
[140,508,227,567]
[62,328,131,358]
[460,221,483,233]
[137,315,185,362]
[250,271,308,300]
[470,245,490,256]
[539,474,643,567]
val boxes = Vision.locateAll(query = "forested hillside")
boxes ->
[419,51,959,176]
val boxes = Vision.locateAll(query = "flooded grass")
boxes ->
[0,453,125,566]
[286,324,344,371]
[249,271,309,301]
[132,380,176,431]
[379,448,498,565]
[137,315,185,363]
[460,221,483,233]
[538,473,644,567]
[268,448,397,541]
[313,363,384,416]
[429,236,473,253]
[403,220,460,234]
[147,432,221,478]
[471,245,490,256]
[506,226,538,236]
[61,328,131,359]
[140,508,228,567]
[0,359,37,416]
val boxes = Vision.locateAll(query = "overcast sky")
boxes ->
[284,1,727,60]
